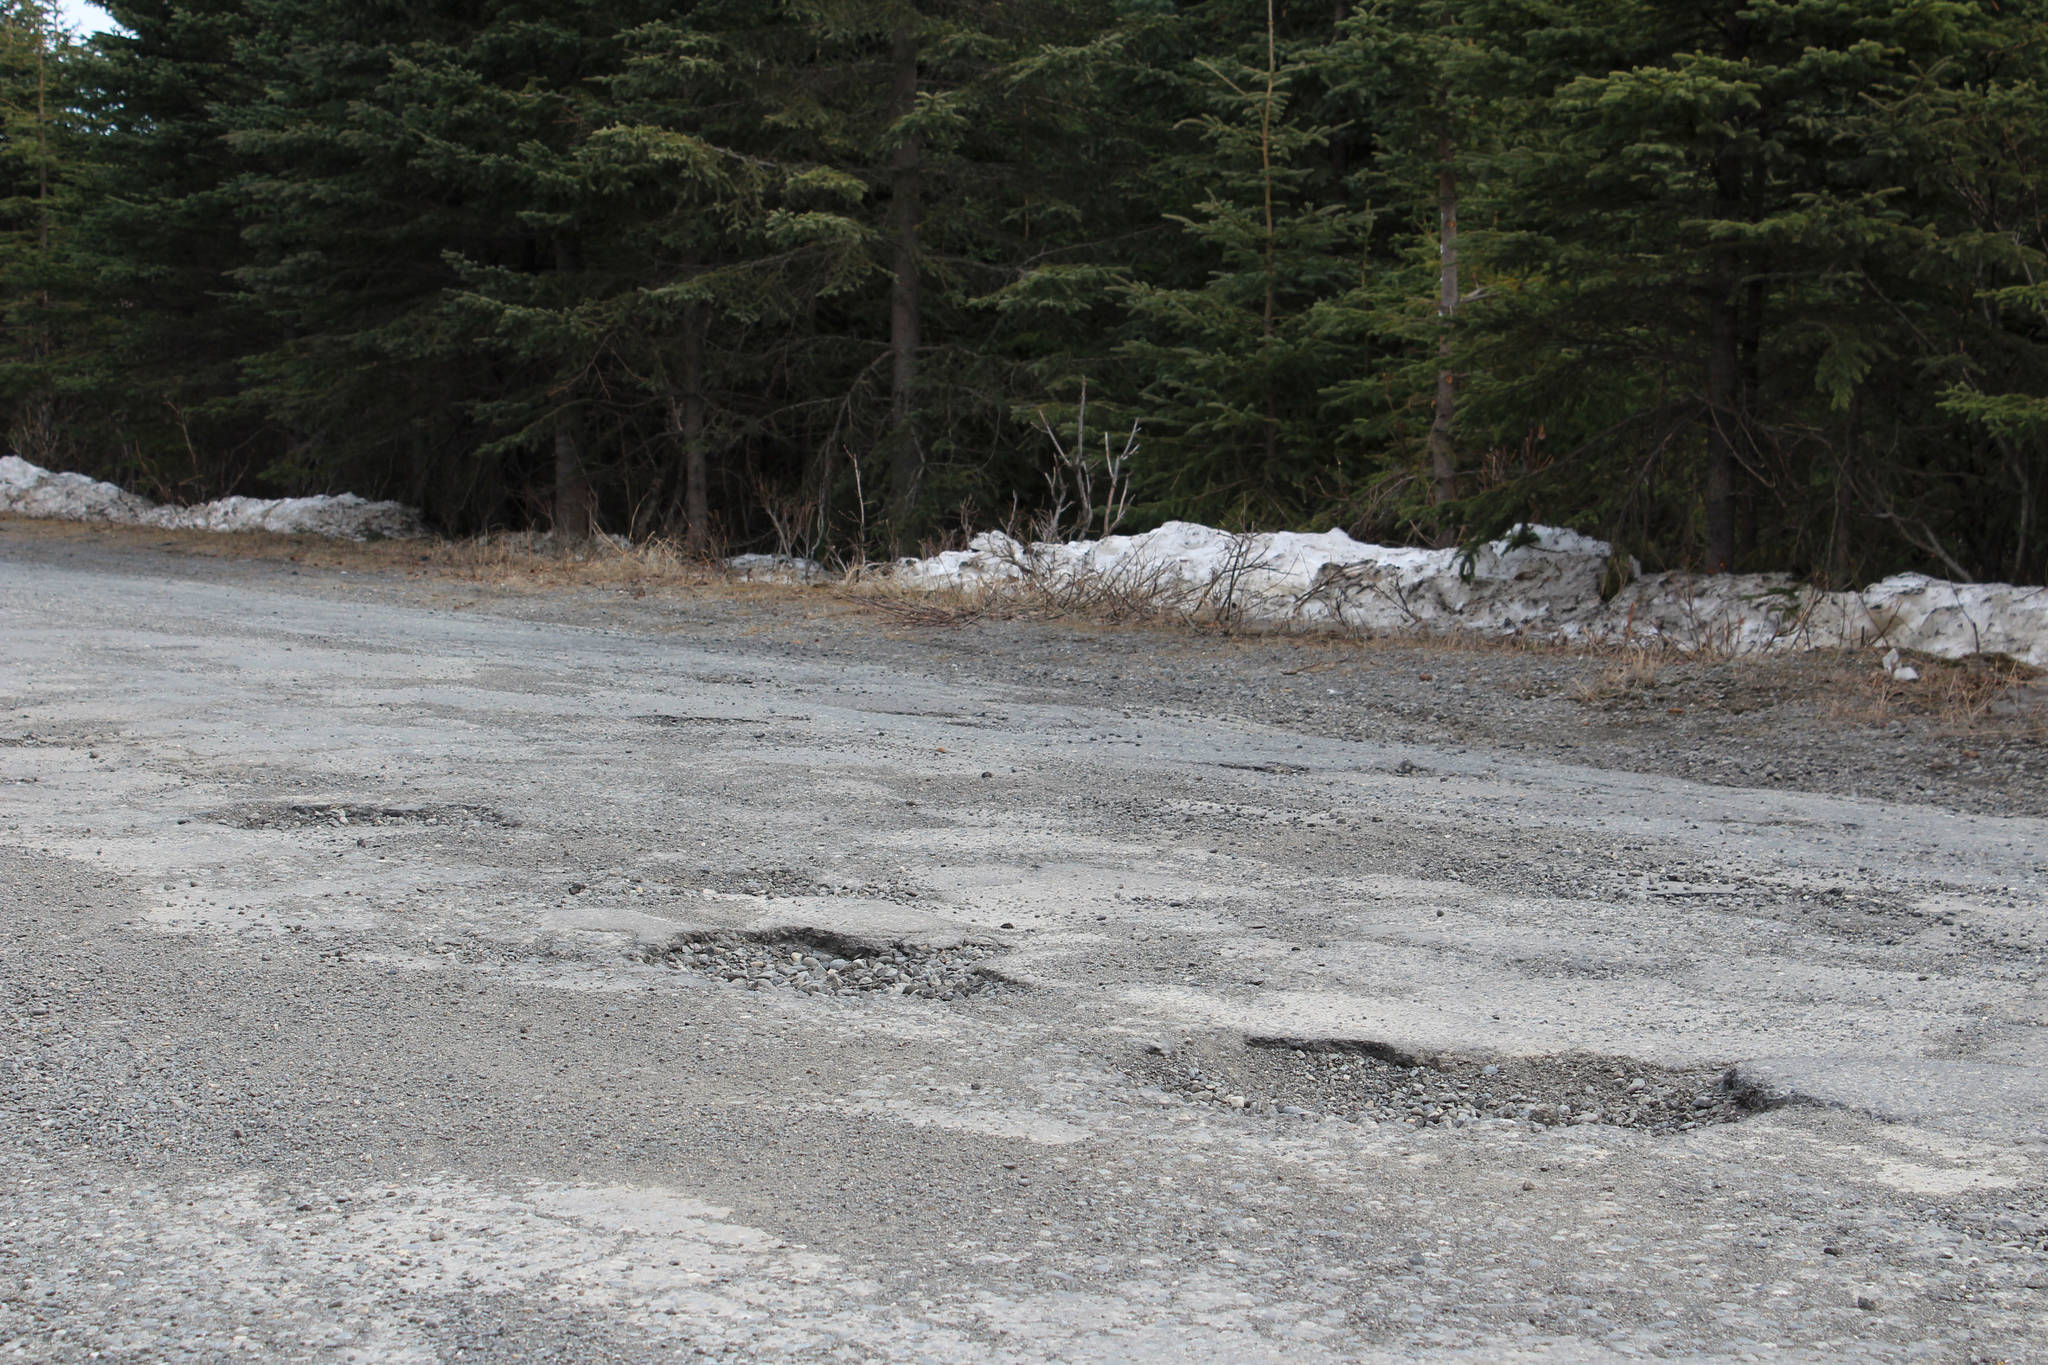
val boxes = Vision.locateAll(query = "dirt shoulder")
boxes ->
[11,514,2040,818]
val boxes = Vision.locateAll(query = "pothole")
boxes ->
[225,802,510,831]
[683,867,927,902]
[1124,1035,1767,1133]
[638,931,1012,1002]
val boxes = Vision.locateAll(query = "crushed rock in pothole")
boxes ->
[226,802,510,830]
[1124,1035,1764,1133]
[681,866,928,902]
[639,932,1011,1001]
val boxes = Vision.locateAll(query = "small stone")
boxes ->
[1856,1295,1878,1311]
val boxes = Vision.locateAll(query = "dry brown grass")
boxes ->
[835,579,1010,628]
[0,514,756,594]
[1823,651,2045,735]
[1568,648,1668,703]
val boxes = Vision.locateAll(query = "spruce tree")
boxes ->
[1451,0,2042,576]
[59,0,266,498]
[0,0,66,466]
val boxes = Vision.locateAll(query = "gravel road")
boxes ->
[3,520,2045,1363]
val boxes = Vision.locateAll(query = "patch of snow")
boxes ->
[725,553,826,584]
[1862,575,2048,669]
[1,453,159,523]
[0,455,422,541]
[161,492,422,539]
[1595,574,1878,656]
[893,519,2048,665]
[898,520,1617,632]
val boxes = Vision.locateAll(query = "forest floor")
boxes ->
[4,516,2045,1363]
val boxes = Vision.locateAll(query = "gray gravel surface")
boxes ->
[3,520,2045,1363]
[646,934,1011,1000]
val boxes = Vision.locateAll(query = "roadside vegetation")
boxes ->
[0,0,2043,587]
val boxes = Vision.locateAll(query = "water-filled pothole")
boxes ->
[639,931,1012,1002]
[1124,1035,1766,1133]
[227,802,510,830]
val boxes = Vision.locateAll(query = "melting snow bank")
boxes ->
[893,522,2048,666]
[725,552,828,584]
[0,455,423,541]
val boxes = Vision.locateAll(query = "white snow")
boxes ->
[0,455,423,541]
[894,520,2048,666]
[898,521,1623,633]
[1,453,159,523]
[724,553,826,584]
[9,451,2039,665]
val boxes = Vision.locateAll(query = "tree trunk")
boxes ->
[1734,278,1765,564]
[1254,0,1280,476]
[1426,117,1459,524]
[36,23,48,254]
[551,236,591,544]
[1831,394,1857,587]
[680,303,710,556]
[553,424,591,545]
[1703,17,1750,575]
[884,25,923,551]
[1705,281,1739,573]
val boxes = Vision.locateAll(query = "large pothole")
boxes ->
[224,802,510,831]
[639,931,1012,1002]
[1124,1035,1766,1133]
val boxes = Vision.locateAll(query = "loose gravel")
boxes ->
[642,934,1011,1001]
[1127,1037,1759,1133]
[8,524,2047,1364]
[226,802,509,830]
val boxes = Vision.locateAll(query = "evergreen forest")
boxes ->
[1,0,2044,584]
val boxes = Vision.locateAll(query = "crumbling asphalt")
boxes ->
[2,520,2044,1363]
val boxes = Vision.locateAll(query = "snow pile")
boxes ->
[0,453,159,523]
[901,521,1624,633]
[893,519,2048,665]
[0,455,423,541]
[899,521,1615,628]
[164,492,423,539]
[1298,525,1615,632]
[725,553,826,584]
[1597,573,1876,656]
[1860,575,2048,667]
